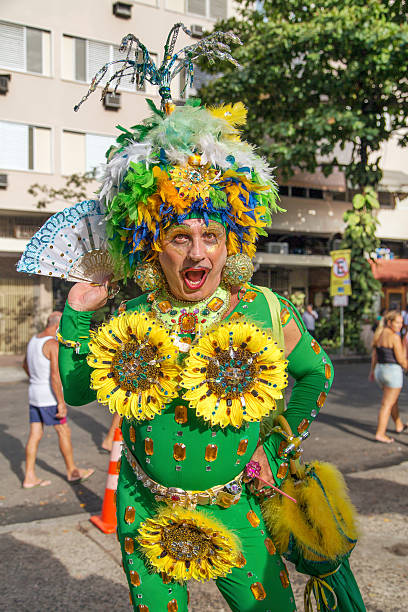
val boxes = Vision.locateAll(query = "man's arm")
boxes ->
[45,339,67,418]
[255,298,334,487]
[22,355,29,377]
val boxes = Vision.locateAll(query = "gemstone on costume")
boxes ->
[129,570,141,586]
[124,536,135,554]
[179,312,197,333]
[311,409,317,418]
[144,438,154,455]
[167,600,178,612]
[207,297,224,312]
[116,458,121,474]
[229,312,243,320]
[237,439,249,455]
[129,425,136,443]
[173,443,186,461]
[280,308,290,325]
[125,506,136,524]
[242,291,257,303]
[317,392,327,408]
[246,510,260,528]
[280,568,290,588]
[250,582,266,600]
[311,339,321,354]
[138,606,149,611]
[204,444,218,462]
[278,441,287,458]
[297,418,309,433]
[264,538,276,555]
[158,300,172,314]
[235,552,247,567]
[325,363,332,379]
[174,405,188,424]
[276,462,289,479]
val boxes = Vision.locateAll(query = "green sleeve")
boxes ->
[263,298,334,484]
[58,302,96,406]
[58,294,150,407]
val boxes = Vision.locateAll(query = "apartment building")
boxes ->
[1,0,408,354]
[0,0,233,353]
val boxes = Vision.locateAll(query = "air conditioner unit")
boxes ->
[0,74,11,95]
[0,174,8,188]
[265,242,289,255]
[190,24,204,38]
[103,92,122,110]
[112,1,132,19]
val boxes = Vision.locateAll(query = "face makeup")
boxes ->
[159,219,227,301]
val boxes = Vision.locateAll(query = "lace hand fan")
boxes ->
[17,200,121,284]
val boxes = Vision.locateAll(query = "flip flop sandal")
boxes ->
[22,479,51,489]
[68,468,95,484]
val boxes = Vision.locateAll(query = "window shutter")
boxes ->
[210,0,227,19]
[85,133,115,176]
[0,21,25,71]
[187,0,206,16]
[0,121,28,171]
[86,40,111,86]
[112,46,136,92]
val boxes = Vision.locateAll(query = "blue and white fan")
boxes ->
[17,200,120,284]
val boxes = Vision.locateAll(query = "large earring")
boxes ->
[222,253,254,288]
[134,261,165,292]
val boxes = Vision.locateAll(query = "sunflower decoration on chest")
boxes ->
[87,312,288,427]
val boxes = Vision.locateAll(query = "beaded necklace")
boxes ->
[150,284,231,339]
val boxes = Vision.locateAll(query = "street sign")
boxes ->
[330,249,352,296]
[333,295,349,307]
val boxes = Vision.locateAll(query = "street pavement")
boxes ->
[0,362,407,611]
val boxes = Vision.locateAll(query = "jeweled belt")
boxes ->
[122,440,243,508]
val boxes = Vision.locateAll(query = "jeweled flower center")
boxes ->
[207,347,258,399]
[111,341,159,391]
[161,523,211,561]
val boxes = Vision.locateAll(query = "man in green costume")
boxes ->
[55,96,365,612]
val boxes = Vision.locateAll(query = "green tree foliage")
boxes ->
[340,188,382,349]
[201,0,408,188]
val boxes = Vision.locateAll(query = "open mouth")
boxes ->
[182,268,209,290]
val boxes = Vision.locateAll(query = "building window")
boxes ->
[187,0,227,18]
[62,34,157,93]
[0,21,51,75]
[0,121,51,172]
[62,130,115,176]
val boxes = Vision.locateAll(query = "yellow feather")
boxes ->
[208,102,248,127]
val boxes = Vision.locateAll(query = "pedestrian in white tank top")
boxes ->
[22,311,94,488]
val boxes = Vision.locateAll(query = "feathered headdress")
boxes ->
[77,24,283,279]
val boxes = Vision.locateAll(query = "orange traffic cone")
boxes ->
[90,427,123,533]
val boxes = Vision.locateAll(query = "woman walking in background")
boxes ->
[370,311,408,443]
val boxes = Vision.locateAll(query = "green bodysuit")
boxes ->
[58,285,360,612]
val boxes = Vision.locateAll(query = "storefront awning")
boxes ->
[370,259,408,282]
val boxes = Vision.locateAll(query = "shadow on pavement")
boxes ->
[0,533,129,612]
[346,475,408,515]
[67,404,107,450]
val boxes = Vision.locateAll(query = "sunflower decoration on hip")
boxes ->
[137,505,242,583]
[87,312,180,420]
[180,320,288,428]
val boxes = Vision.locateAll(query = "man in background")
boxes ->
[302,303,319,338]
[22,311,94,488]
